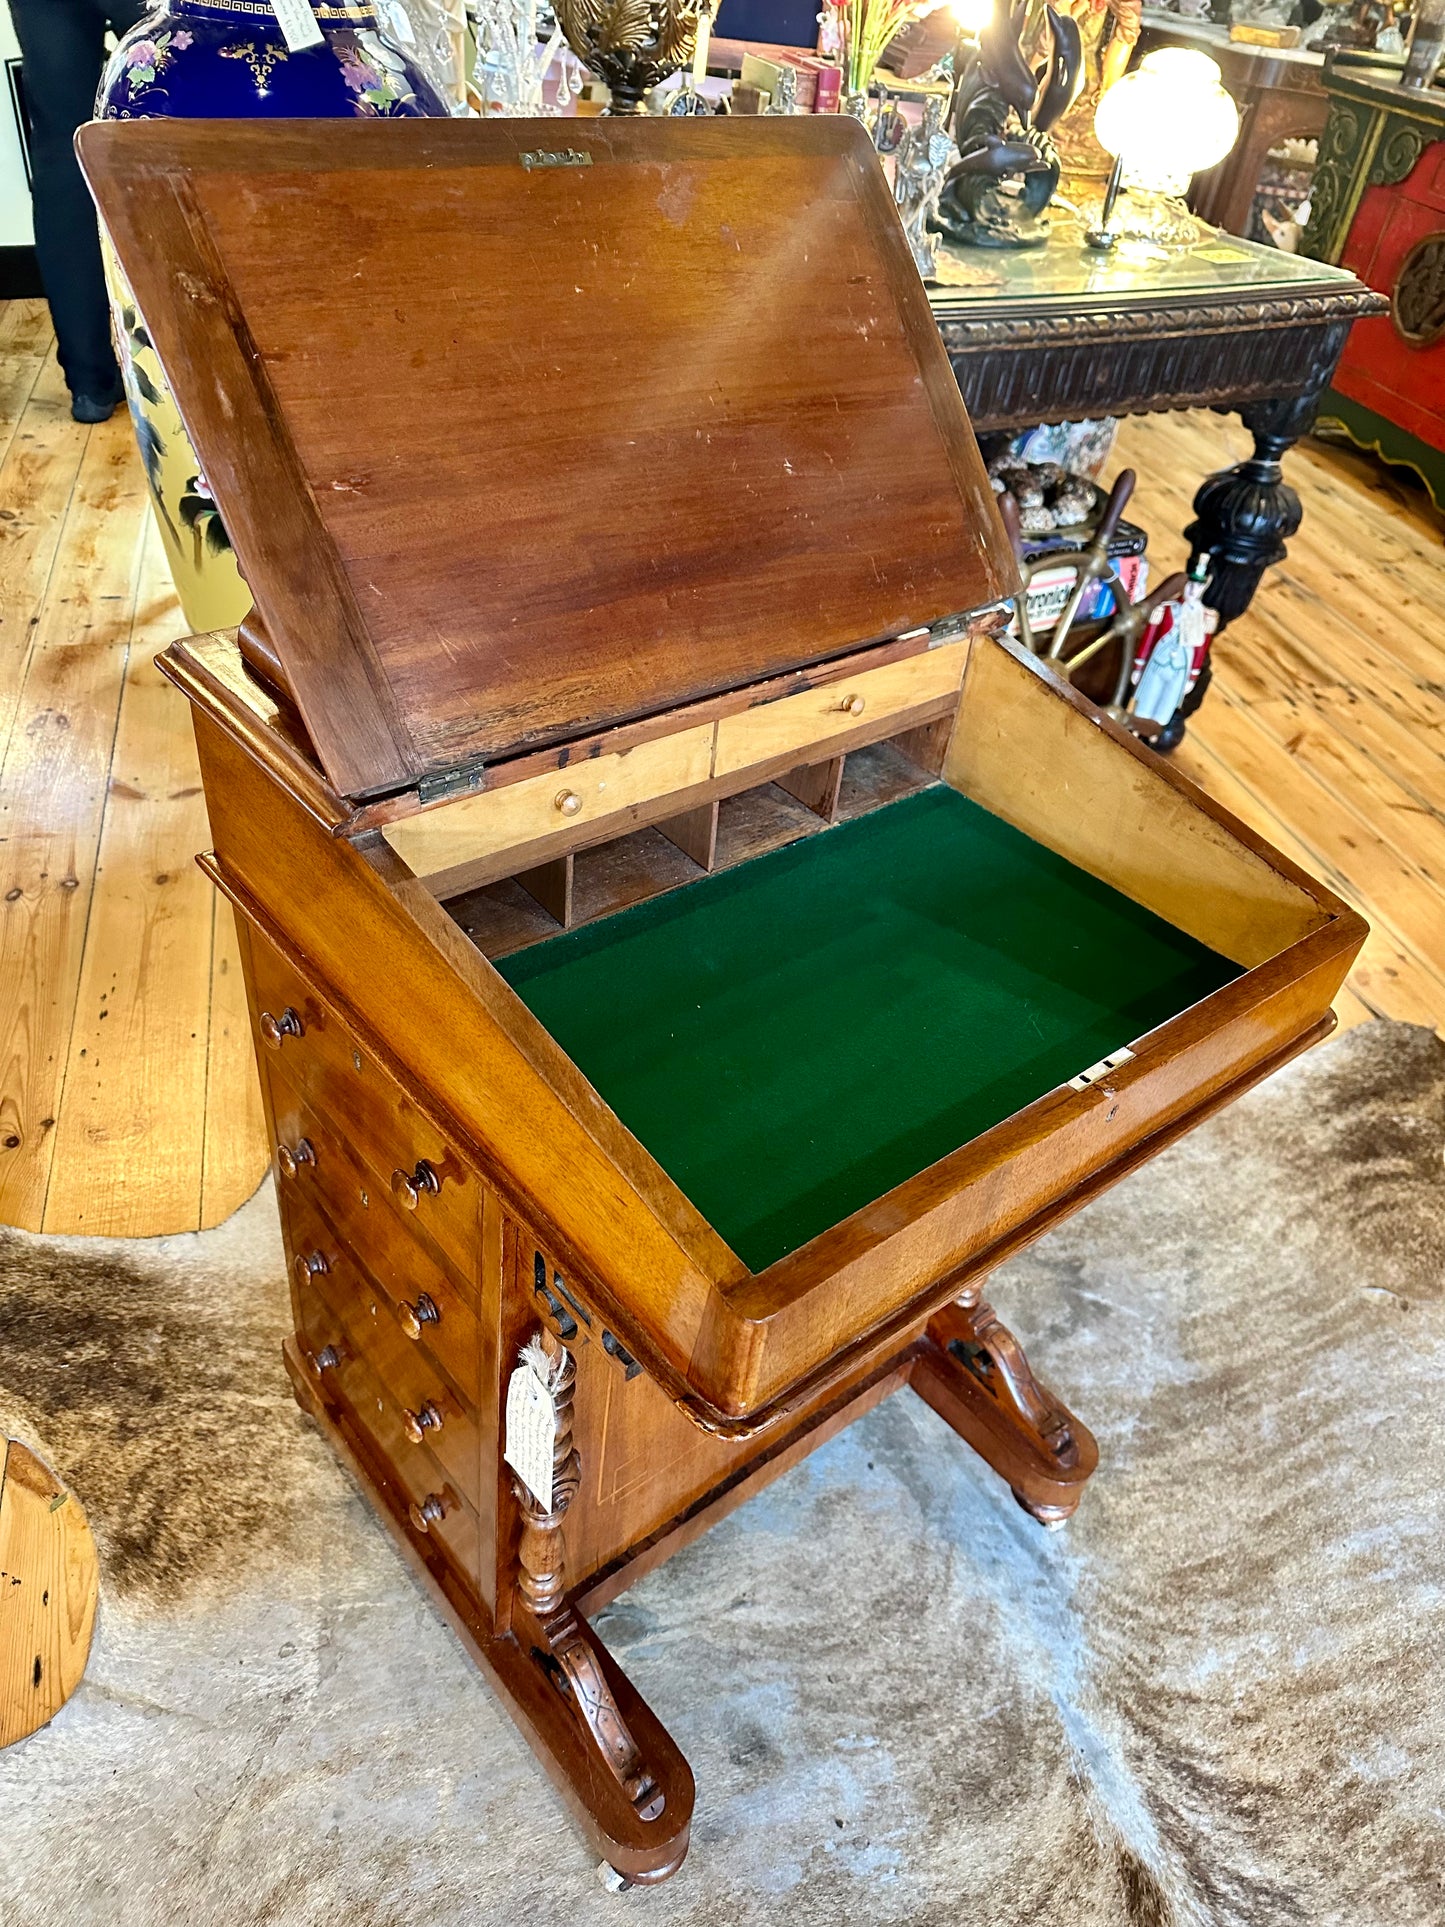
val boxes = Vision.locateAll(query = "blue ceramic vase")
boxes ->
[95,1,448,633]
[97,1,448,123]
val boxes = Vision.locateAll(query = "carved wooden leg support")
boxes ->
[911,1298,1098,1527]
[512,1330,675,1853]
[284,1329,692,1884]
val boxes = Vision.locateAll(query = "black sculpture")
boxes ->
[934,0,1084,250]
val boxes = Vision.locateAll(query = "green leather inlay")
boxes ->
[498,786,1239,1272]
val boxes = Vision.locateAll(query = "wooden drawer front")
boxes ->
[383,724,715,878]
[295,1194,481,1501]
[269,1078,483,1394]
[713,641,966,779]
[246,925,483,1273]
[281,1162,481,1406]
[295,1262,480,1585]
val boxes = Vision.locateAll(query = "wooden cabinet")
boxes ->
[1303,65,1445,511]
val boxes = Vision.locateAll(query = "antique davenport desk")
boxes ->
[82,117,1365,1884]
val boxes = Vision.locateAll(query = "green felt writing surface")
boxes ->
[497,786,1239,1272]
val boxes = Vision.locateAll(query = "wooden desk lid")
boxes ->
[79,116,1012,803]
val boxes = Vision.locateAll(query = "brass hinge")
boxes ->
[417,758,488,807]
[927,611,972,645]
[928,600,1009,646]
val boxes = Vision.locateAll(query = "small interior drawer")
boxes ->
[712,640,966,779]
[384,723,715,878]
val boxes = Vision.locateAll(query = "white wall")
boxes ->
[0,10,34,249]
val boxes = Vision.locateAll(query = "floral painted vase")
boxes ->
[95,2,448,635]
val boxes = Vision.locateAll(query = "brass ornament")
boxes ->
[552,0,705,114]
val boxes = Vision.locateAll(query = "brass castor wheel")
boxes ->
[597,1862,633,1893]
[1012,1486,1076,1530]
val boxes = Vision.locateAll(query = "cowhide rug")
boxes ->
[2,1020,1443,1927]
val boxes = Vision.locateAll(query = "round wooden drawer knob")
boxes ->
[259,1006,304,1050]
[397,1292,440,1341]
[402,1401,443,1445]
[836,693,865,716]
[409,1493,447,1534]
[391,1160,440,1210]
[294,1250,329,1289]
[276,1137,315,1181]
[554,789,583,817]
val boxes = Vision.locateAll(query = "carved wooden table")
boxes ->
[929,225,1385,740]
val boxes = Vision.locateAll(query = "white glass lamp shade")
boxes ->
[1094,49,1240,194]
[947,0,997,34]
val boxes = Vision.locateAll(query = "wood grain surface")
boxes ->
[0,1439,98,1749]
[78,117,1013,797]
[0,318,263,1238]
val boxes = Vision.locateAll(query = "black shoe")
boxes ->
[70,390,122,424]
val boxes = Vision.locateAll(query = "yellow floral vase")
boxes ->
[103,241,253,635]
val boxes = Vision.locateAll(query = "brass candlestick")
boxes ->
[553,0,706,113]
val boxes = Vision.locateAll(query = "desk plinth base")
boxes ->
[284,1287,1098,1881]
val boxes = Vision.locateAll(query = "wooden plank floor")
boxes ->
[0,295,1440,1236]
[0,300,264,1237]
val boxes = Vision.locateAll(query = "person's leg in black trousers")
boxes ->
[7,0,150,419]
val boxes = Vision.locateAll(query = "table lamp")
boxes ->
[1088,48,1240,251]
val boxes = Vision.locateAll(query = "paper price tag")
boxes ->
[505,1358,556,1512]
[269,0,325,51]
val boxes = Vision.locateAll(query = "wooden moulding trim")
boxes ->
[690,907,1365,1421]
[159,638,349,833]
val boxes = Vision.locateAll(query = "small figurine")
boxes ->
[894,94,953,277]
[765,66,799,114]
[933,0,1084,250]
[1131,554,1215,732]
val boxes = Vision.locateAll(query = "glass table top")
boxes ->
[927,213,1360,313]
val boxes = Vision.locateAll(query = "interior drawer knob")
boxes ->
[307,1343,341,1375]
[259,1006,304,1049]
[836,692,865,716]
[397,1292,440,1341]
[554,788,583,817]
[294,1250,329,1289]
[402,1401,443,1445]
[391,1159,441,1210]
[408,1493,447,1534]
[276,1137,316,1181]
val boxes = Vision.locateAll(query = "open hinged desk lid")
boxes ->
[79,115,1015,804]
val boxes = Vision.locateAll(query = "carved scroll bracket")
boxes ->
[512,1327,666,1823]
[912,1298,1099,1527]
